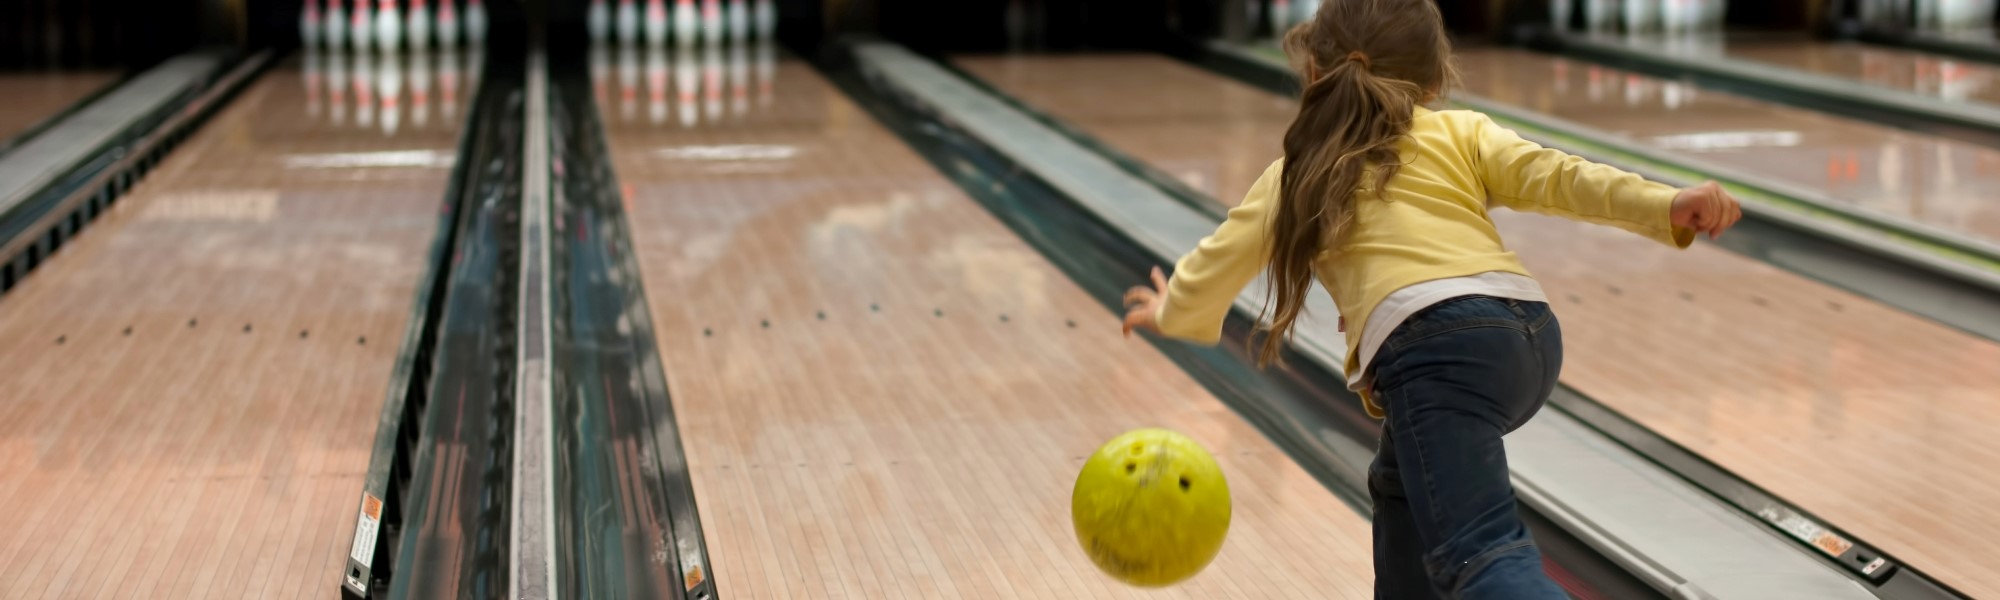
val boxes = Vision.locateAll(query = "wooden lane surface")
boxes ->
[597,53,1377,599]
[1455,47,2000,244]
[955,52,2000,599]
[0,71,117,143]
[0,57,463,600]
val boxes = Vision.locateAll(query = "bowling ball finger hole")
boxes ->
[1179,476,1190,492]
[1124,462,1136,475]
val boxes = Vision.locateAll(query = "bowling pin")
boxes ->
[1622,0,1655,34]
[327,0,348,51]
[617,0,640,45]
[675,0,699,49]
[302,0,322,49]
[703,0,723,46]
[408,0,432,51]
[1550,0,1570,30]
[379,51,403,135]
[647,47,669,124]
[703,43,722,120]
[351,0,373,53]
[728,0,750,43]
[411,46,432,128]
[439,49,460,120]
[589,0,610,44]
[466,0,487,45]
[1269,0,1290,37]
[355,52,376,128]
[619,43,639,121]
[437,0,460,46]
[1295,0,1318,26]
[754,0,775,40]
[755,39,774,108]
[305,48,324,118]
[592,44,612,102]
[376,0,402,54]
[675,45,698,127]
[646,0,669,46]
[329,49,349,125]
[728,42,748,117]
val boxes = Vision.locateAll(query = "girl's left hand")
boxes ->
[1123,267,1168,337]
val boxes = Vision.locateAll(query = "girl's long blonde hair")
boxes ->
[1260,0,1459,365]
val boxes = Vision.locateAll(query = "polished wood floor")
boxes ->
[1456,47,2000,244]
[0,53,462,599]
[957,52,2000,599]
[0,71,116,143]
[597,49,1377,598]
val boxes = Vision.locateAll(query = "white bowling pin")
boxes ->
[702,43,722,120]
[437,0,460,46]
[619,44,639,121]
[351,0,373,52]
[589,0,610,43]
[439,49,460,120]
[675,46,698,127]
[1269,0,1290,37]
[379,51,403,135]
[728,42,748,117]
[303,0,322,49]
[466,0,487,45]
[305,48,324,117]
[377,0,402,54]
[411,46,433,128]
[702,0,723,46]
[755,40,773,108]
[329,49,350,124]
[647,47,669,124]
[327,0,348,50]
[675,0,699,49]
[646,0,669,46]
[408,0,432,51]
[617,0,640,45]
[754,0,774,40]
[355,51,376,127]
[1622,0,1655,33]
[728,0,749,43]
[592,44,611,101]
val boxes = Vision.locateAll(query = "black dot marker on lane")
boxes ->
[816,311,826,321]
[123,326,132,336]
[188,318,198,328]
[760,319,770,329]
[934,309,943,318]
[243,324,252,333]
[703,328,712,337]
[300,330,309,339]
[870,303,880,312]
[358,336,367,345]
[1066,319,1077,328]
[999,314,1009,323]
[56,335,65,345]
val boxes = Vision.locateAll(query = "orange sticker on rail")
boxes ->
[1812,532,1853,557]
[363,494,383,520]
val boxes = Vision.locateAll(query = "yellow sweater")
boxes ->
[1155,107,1693,415]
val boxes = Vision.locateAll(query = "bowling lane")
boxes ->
[1453,46,2000,244]
[0,71,118,143]
[956,53,2000,598]
[0,52,467,600]
[595,45,1376,598]
[1618,34,2000,106]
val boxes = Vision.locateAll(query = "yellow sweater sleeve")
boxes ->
[1469,112,1695,249]
[1152,159,1284,345]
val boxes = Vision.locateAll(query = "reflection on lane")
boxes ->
[1456,47,2000,242]
[301,43,481,135]
[587,37,776,129]
[1599,33,2000,103]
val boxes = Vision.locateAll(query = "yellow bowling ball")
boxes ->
[1071,428,1232,587]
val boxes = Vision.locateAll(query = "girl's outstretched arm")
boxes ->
[1125,159,1283,343]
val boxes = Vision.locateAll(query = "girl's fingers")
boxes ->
[1150,266,1169,292]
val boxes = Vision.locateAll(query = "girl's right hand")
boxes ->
[1671,181,1743,240]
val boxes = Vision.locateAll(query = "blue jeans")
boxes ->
[1367,296,1567,600]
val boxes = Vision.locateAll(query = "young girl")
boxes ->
[1121,0,1741,597]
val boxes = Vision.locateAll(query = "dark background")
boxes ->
[0,0,1871,70]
